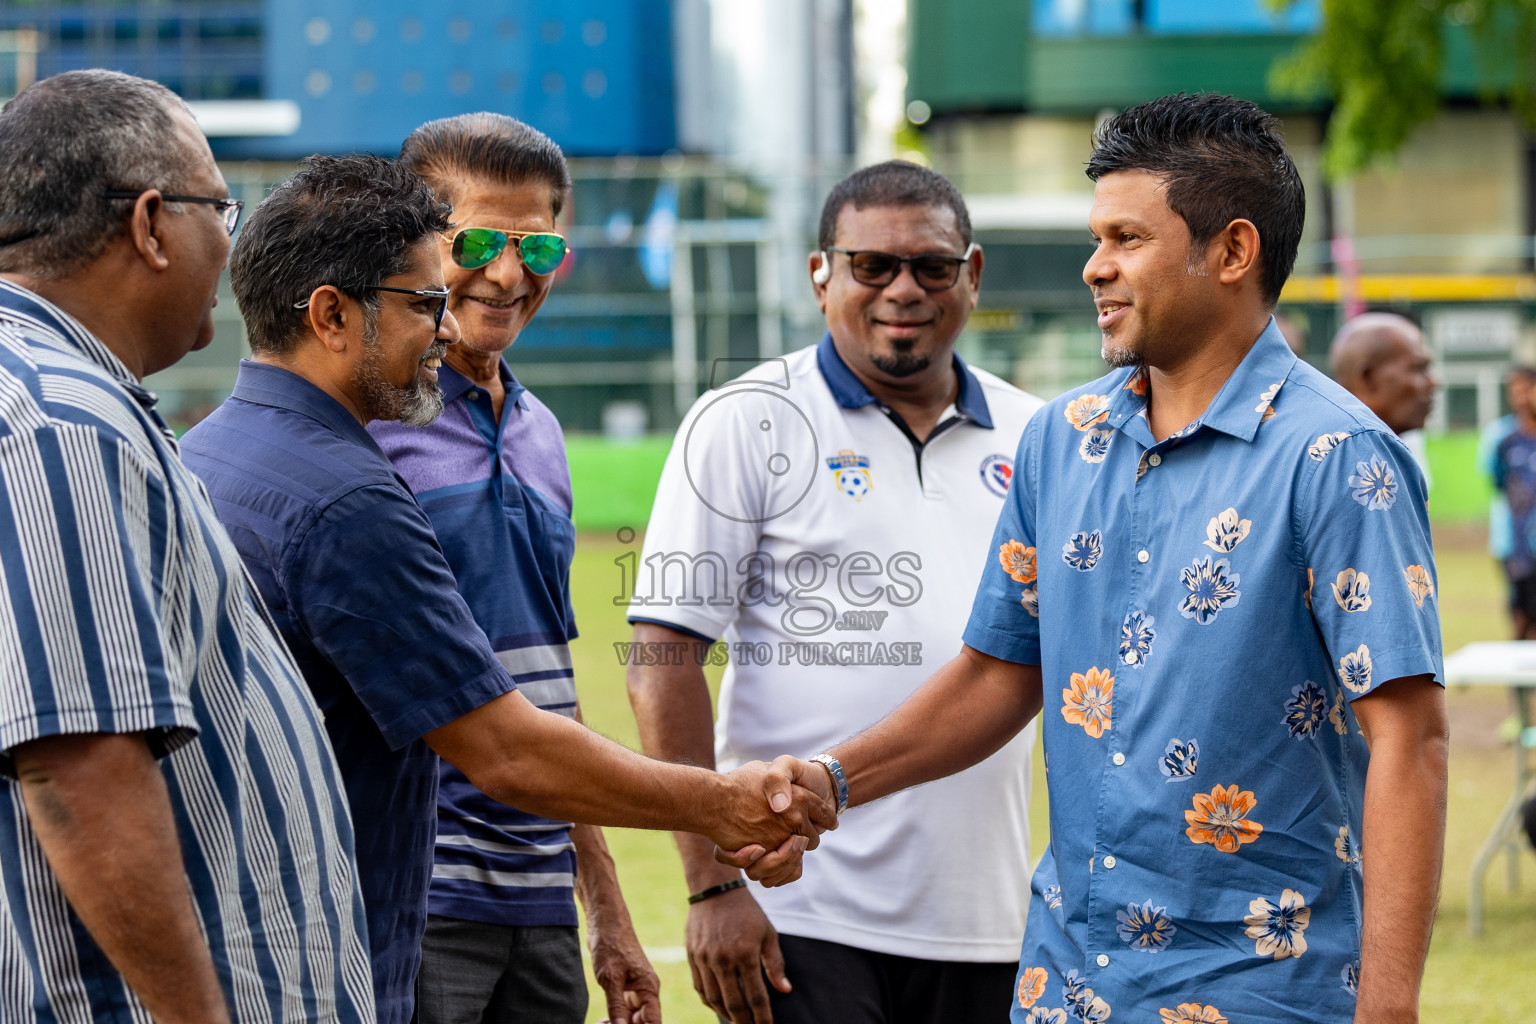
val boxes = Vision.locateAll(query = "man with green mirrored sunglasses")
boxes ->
[445,226,570,275]
[375,114,662,1024]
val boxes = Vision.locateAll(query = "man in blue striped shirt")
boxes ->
[182,153,835,1024]
[369,114,657,1024]
[0,71,374,1024]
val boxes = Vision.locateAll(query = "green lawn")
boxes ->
[568,431,1495,534]
[568,528,1536,1023]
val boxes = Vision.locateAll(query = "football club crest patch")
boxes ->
[980,454,1013,497]
[826,449,873,500]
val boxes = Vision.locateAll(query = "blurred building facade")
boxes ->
[908,0,1536,430]
[0,0,874,433]
[0,0,676,155]
[14,3,1523,433]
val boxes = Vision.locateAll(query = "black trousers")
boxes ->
[765,933,1017,1024]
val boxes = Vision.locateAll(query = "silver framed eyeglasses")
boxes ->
[102,190,244,235]
[294,285,451,331]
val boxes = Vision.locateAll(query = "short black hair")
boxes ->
[817,161,972,251]
[231,154,451,355]
[0,69,196,278]
[1087,93,1305,306]
[399,112,571,217]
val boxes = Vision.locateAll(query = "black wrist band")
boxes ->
[688,879,747,905]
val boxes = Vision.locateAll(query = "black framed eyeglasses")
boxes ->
[294,285,451,331]
[824,243,978,291]
[103,190,244,235]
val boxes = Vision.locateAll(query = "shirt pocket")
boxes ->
[526,495,577,635]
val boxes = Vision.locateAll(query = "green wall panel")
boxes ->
[909,7,1520,118]
[907,0,1029,110]
[1025,34,1309,112]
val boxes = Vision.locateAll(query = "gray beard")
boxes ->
[1101,338,1140,368]
[352,320,444,426]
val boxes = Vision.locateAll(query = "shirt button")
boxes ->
[1112,752,1126,766]
[1104,855,1118,869]
[1148,453,1162,467]
[1125,651,1138,664]
[1096,954,1110,968]
[467,390,480,400]
[1137,550,1150,563]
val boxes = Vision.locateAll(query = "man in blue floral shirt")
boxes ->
[744,94,1449,1023]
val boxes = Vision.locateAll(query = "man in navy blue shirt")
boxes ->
[182,154,834,1024]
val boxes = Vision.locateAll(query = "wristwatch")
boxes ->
[809,753,849,815]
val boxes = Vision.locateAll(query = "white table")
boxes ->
[1441,641,1536,936]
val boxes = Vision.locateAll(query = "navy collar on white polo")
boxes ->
[814,331,994,430]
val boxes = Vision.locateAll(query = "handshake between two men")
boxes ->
[712,755,842,886]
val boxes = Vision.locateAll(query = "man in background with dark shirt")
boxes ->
[1493,373,1536,639]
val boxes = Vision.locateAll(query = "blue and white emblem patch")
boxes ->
[826,449,873,500]
[979,453,1014,497]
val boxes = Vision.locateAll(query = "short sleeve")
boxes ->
[961,411,1043,665]
[627,387,785,642]
[287,483,514,749]
[0,425,197,776]
[1298,431,1443,700]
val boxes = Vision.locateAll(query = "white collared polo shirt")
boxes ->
[630,332,1044,960]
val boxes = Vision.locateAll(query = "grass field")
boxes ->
[566,528,1536,1023]
[565,432,1494,534]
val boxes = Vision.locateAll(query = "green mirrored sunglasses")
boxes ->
[445,227,569,274]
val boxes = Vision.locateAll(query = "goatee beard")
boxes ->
[870,352,932,378]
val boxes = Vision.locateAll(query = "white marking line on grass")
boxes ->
[643,945,688,963]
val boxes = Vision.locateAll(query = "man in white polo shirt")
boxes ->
[627,161,1043,1024]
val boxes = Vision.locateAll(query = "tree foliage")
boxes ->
[1271,0,1536,180]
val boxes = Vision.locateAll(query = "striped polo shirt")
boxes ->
[370,361,579,928]
[0,280,374,1023]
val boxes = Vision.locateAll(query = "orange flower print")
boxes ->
[1062,667,1114,738]
[1184,784,1263,853]
[1064,393,1112,431]
[1124,367,1149,395]
[1160,1005,1228,1024]
[1017,967,1048,1008]
[999,540,1037,585]
[1303,567,1314,611]
[1404,564,1434,607]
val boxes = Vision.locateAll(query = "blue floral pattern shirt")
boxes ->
[963,320,1443,1024]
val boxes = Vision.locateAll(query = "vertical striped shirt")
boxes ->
[369,361,580,928]
[0,281,374,1024]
